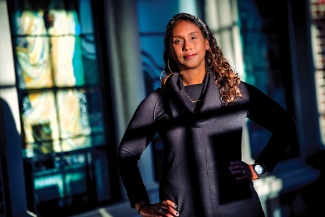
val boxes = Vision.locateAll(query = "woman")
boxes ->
[118,13,297,217]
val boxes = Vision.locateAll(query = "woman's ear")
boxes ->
[206,40,210,50]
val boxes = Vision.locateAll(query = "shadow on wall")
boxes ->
[264,150,325,217]
[282,150,325,217]
[301,150,325,216]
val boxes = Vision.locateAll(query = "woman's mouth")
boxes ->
[184,54,197,60]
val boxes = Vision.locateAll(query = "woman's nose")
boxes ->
[182,40,192,51]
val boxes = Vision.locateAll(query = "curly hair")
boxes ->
[161,13,242,105]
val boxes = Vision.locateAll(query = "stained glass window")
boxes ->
[10,0,105,158]
[7,0,114,215]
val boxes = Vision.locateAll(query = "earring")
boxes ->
[167,59,179,75]
[160,70,166,82]
[207,60,214,68]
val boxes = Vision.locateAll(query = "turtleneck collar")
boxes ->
[164,70,222,126]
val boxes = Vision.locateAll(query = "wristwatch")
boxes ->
[252,163,265,179]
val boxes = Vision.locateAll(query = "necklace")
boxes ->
[184,91,201,103]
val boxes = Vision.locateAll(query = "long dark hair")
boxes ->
[161,13,242,105]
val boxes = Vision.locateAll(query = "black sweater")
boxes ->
[118,72,297,217]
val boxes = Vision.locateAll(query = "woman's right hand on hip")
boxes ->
[137,199,179,217]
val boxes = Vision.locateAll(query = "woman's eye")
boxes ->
[174,39,183,44]
[190,36,197,40]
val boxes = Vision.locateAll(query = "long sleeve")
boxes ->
[117,90,162,207]
[242,82,298,171]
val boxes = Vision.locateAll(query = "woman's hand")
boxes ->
[136,200,179,217]
[229,161,259,181]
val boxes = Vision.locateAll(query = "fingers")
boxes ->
[229,161,252,181]
[161,199,177,209]
[229,161,246,172]
[139,201,179,217]
[160,200,179,216]
[230,161,242,165]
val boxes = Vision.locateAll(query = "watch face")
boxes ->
[254,164,264,174]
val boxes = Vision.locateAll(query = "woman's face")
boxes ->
[170,20,209,72]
